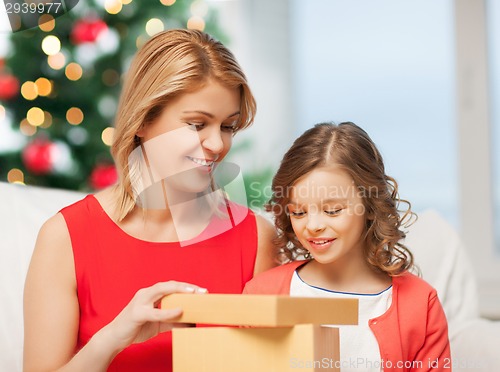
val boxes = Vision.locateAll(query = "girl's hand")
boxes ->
[101,281,207,352]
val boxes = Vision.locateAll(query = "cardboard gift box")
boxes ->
[173,324,340,372]
[161,294,358,326]
[162,294,359,372]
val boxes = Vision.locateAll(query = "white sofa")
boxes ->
[1,181,499,371]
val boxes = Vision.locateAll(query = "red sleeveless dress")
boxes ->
[60,195,258,371]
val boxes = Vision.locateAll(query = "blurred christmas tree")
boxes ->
[0,0,226,191]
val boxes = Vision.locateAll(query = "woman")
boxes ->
[23,29,276,371]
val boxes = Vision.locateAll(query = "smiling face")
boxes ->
[135,79,240,196]
[287,166,368,268]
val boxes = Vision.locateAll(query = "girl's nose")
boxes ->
[306,213,326,233]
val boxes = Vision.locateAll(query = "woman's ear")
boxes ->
[136,128,145,138]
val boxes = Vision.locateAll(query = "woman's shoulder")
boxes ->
[35,213,73,266]
[60,188,115,217]
[39,212,70,238]
[59,194,92,211]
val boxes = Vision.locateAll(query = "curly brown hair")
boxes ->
[267,122,416,276]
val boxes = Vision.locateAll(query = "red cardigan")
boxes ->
[243,261,451,372]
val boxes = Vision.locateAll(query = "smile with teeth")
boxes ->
[308,238,335,248]
[187,156,215,167]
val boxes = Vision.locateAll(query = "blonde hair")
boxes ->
[111,29,256,221]
[267,122,416,276]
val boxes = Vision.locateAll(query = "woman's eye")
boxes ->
[325,209,342,216]
[221,125,236,133]
[221,120,239,133]
[186,122,205,131]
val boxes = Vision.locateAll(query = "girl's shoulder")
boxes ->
[244,260,308,294]
[393,271,438,299]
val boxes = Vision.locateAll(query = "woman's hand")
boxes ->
[101,281,207,352]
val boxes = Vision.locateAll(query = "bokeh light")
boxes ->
[101,127,115,146]
[20,119,37,136]
[21,81,38,101]
[7,168,24,184]
[41,35,61,56]
[26,107,45,126]
[38,15,55,32]
[136,35,147,49]
[65,63,83,81]
[48,52,66,70]
[40,111,53,128]
[145,18,164,36]
[187,16,205,31]
[35,78,52,96]
[105,0,123,14]
[67,107,84,125]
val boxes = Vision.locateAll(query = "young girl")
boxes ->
[244,122,451,371]
[23,29,276,372]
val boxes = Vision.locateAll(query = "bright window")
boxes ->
[290,0,457,226]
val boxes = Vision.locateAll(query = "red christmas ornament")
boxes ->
[71,18,108,45]
[0,73,20,100]
[90,163,118,190]
[22,139,56,175]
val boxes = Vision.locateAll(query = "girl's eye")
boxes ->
[289,210,306,218]
[186,122,205,131]
[325,209,342,216]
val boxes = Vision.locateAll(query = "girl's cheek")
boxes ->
[290,219,304,232]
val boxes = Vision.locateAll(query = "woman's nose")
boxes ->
[202,127,225,154]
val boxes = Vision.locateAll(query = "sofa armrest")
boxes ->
[0,182,85,372]
[404,210,500,371]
